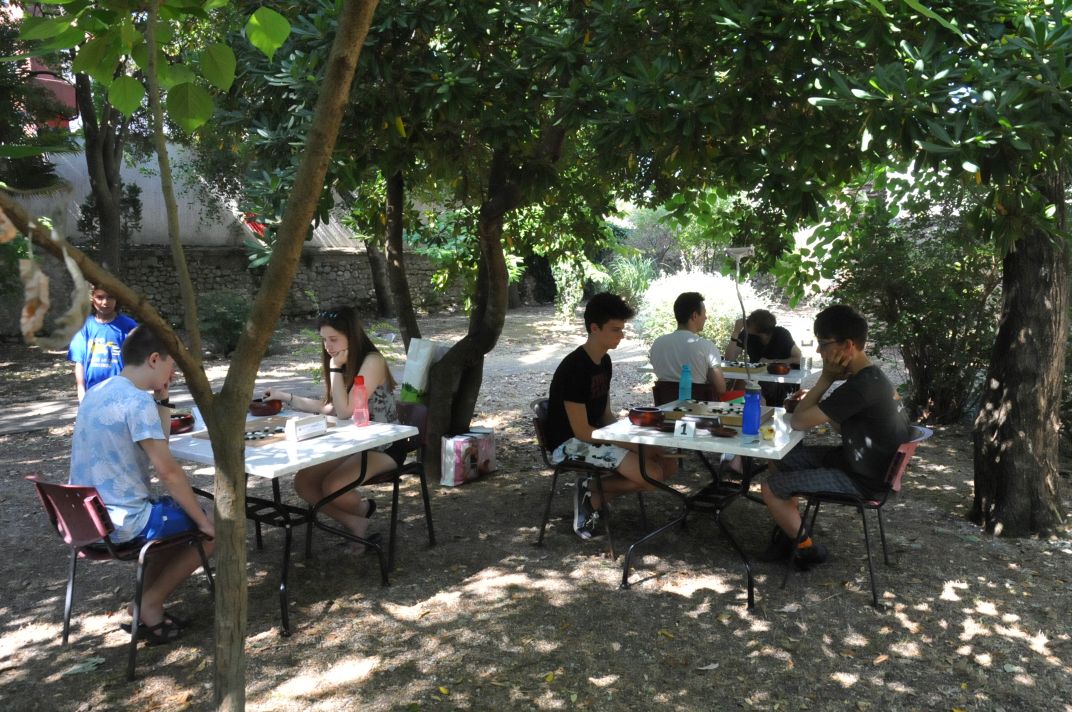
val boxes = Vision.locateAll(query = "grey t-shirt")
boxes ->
[818,366,912,492]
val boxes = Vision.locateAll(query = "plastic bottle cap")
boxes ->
[354,375,365,386]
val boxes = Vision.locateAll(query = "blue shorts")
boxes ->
[135,496,198,541]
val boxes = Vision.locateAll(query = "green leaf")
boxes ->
[201,43,236,91]
[72,36,121,86]
[246,8,291,62]
[108,75,144,115]
[19,15,74,41]
[901,0,964,39]
[160,64,197,90]
[166,82,214,133]
[204,0,230,8]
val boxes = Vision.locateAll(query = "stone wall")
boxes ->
[1,245,462,337]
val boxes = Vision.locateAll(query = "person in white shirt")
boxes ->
[649,292,727,397]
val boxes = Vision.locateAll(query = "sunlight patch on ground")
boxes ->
[663,573,732,597]
[830,671,859,687]
[959,615,989,641]
[273,656,380,699]
[973,599,999,616]
[519,343,569,367]
[890,640,921,658]
[941,579,968,601]
[382,591,463,622]
[1,620,60,661]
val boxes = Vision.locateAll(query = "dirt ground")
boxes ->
[1,306,1070,711]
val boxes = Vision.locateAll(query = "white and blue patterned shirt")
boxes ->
[69,375,164,543]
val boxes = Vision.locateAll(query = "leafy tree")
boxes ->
[813,172,1002,423]
[7,1,379,708]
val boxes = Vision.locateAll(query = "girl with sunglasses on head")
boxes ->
[263,306,400,551]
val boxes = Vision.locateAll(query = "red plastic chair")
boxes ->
[28,475,214,680]
[781,426,933,606]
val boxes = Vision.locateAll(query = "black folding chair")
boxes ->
[531,398,647,558]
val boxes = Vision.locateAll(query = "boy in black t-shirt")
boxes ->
[760,304,911,568]
[547,293,678,539]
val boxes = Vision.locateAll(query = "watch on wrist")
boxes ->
[155,398,174,408]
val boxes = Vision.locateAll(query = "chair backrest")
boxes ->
[529,398,554,465]
[395,401,430,452]
[652,381,721,406]
[28,476,115,548]
[885,426,933,493]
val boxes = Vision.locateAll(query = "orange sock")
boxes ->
[797,537,814,549]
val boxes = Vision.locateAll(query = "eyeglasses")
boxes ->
[816,338,841,350]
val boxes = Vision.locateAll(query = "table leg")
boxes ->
[620,444,688,589]
[308,451,390,586]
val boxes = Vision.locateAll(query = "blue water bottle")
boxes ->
[742,381,762,435]
[678,364,692,401]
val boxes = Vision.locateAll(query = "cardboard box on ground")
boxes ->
[441,428,496,487]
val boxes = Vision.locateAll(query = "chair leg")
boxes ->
[417,469,436,546]
[388,480,401,571]
[637,492,648,531]
[587,474,616,559]
[535,467,562,546]
[858,505,879,607]
[62,549,78,646]
[781,499,815,590]
[127,553,151,681]
[876,508,890,565]
[280,524,293,637]
[196,540,215,596]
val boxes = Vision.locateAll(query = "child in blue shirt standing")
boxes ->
[68,285,137,401]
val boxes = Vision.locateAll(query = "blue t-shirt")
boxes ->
[67,313,138,392]
[69,375,165,543]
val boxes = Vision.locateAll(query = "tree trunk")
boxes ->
[364,240,395,318]
[384,170,421,350]
[425,151,515,478]
[145,1,202,360]
[74,74,125,272]
[971,177,1068,536]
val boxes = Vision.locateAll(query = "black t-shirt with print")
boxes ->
[546,346,611,451]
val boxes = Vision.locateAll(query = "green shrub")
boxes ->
[635,271,759,348]
[604,252,656,307]
[199,290,252,356]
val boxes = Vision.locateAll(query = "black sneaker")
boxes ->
[574,477,594,540]
[793,542,830,571]
[756,526,794,562]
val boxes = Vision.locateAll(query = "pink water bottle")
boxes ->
[350,375,370,426]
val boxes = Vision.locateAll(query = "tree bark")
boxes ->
[5,0,380,707]
[971,175,1068,536]
[364,240,395,317]
[384,170,421,350]
[425,149,516,476]
[74,74,125,272]
[145,0,202,360]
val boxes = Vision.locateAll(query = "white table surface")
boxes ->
[170,414,417,480]
[716,363,819,385]
[592,409,804,460]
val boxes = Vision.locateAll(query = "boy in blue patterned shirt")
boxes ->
[69,325,214,643]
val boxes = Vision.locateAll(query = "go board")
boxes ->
[191,416,336,448]
[662,400,773,428]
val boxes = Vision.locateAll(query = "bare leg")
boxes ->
[136,539,215,626]
[589,449,677,509]
[761,481,803,538]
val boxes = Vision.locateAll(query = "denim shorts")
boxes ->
[135,496,198,541]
